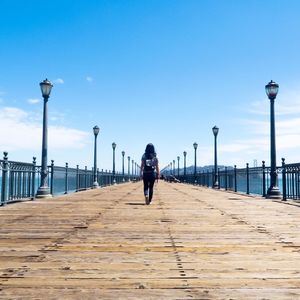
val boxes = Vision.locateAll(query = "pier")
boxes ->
[1,181,300,299]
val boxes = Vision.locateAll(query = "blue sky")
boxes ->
[1,0,300,171]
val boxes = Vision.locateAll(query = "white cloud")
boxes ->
[54,78,64,84]
[27,98,40,104]
[277,118,300,135]
[0,107,89,153]
[86,76,93,82]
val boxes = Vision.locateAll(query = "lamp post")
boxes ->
[173,160,175,176]
[132,159,134,176]
[92,125,100,188]
[193,142,198,180]
[212,125,219,188]
[177,156,180,177]
[266,80,281,198]
[112,142,116,184]
[36,79,53,198]
[183,151,187,176]
[127,156,131,181]
[122,151,125,182]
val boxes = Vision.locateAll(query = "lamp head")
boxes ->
[212,125,219,136]
[265,80,279,100]
[93,125,100,136]
[40,78,53,98]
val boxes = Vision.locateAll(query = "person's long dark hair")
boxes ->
[145,143,156,159]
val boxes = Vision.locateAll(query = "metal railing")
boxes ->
[0,152,139,206]
[166,158,300,202]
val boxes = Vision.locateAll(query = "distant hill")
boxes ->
[164,165,234,175]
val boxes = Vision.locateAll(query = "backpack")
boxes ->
[143,154,156,172]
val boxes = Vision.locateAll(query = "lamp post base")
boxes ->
[213,182,219,189]
[266,186,281,199]
[36,186,52,198]
[92,182,99,189]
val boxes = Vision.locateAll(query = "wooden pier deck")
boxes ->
[1,181,300,299]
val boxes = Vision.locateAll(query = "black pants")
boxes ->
[143,172,156,201]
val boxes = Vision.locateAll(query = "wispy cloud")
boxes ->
[86,76,93,82]
[248,87,300,116]
[27,98,40,105]
[49,111,65,122]
[242,85,300,156]
[53,78,64,84]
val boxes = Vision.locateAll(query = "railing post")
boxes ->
[85,166,87,189]
[76,165,79,192]
[225,167,228,190]
[27,163,31,198]
[32,157,36,199]
[262,161,266,197]
[65,162,68,194]
[282,158,287,201]
[234,165,237,192]
[246,163,249,194]
[101,169,104,187]
[218,167,220,189]
[206,170,209,187]
[97,168,100,187]
[1,152,9,206]
[50,160,54,195]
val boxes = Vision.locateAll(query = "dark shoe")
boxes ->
[145,195,150,205]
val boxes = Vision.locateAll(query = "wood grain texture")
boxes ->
[1,181,300,299]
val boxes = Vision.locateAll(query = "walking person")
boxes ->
[140,143,160,205]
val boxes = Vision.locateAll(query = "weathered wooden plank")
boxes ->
[1,182,300,299]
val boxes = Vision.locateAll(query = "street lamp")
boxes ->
[212,125,219,188]
[265,80,281,198]
[112,142,116,184]
[36,79,53,198]
[132,159,134,176]
[183,151,187,177]
[193,142,198,178]
[127,156,131,181]
[92,125,100,188]
[122,151,125,182]
[173,159,175,176]
[177,156,180,177]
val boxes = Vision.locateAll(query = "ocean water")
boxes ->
[0,168,287,203]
